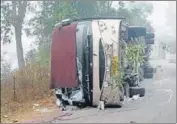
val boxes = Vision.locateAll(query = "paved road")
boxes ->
[50,61,176,123]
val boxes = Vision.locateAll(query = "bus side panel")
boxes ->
[50,23,78,88]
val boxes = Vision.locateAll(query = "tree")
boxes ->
[27,1,77,44]
[25,1,153,66]
[30,1,118,65]
[70,1,97,17]
[25,1,78,66]
[1,1,29,69]
[117,2,153,28]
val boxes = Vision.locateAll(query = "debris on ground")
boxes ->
[132,94,140,100]
[125,94,144,102]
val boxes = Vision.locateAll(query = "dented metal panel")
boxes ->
[92,19,122,106]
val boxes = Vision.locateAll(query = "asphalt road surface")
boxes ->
[50,60,176,123]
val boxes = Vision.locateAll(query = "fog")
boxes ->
[149,1,176,58]
[1,1,176,69]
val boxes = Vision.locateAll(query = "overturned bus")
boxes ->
[50,17,155,110]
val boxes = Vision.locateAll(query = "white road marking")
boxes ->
[156,89,174,106]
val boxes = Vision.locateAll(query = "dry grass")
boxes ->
[1,63,55,122]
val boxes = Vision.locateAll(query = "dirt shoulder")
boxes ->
[1,96,66,123]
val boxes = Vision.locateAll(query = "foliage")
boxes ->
[1,63,51,117]
[24,1,153,88]
[1,1,154,68]
[1,1,31,68]
[25,1,78,65]
[95,1,117,17]
[111,57,124,87]
[125,37,145,72]
[27,1,77,44]
[1,1,29,42]
[24,1,153,66]
[1,1,155,117]
[117,2,154,31]
[70,1,98,17]
[35,43,51,66]
[112,70,124,88]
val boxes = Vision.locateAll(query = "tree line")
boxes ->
[1,1,154,71]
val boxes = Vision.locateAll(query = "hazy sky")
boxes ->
[1,1,174,69]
